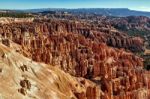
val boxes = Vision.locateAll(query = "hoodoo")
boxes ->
[0,18,149,99]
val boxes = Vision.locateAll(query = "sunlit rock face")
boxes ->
[0,42,101,99]
[0,18,149,99]
[0,18,34,24]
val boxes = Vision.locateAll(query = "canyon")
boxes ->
[0,17,149,99]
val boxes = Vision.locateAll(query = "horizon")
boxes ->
[0,8,140,10]
[1,8,150,13]
[0,8,136,10]
[0,0,149,12]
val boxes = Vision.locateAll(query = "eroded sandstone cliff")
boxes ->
[0,18,149,99]
[0,41,102,99]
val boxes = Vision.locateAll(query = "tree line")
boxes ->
[0,12,33,18]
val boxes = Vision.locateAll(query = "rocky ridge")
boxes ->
[0,41,100,99]
[0,18,149,99]
[0,18,34,24]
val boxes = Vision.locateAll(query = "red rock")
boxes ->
[0,19,148,99]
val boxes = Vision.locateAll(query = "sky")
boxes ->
[0,0,150,12]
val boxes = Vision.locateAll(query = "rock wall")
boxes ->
[0,18,34,24]
[0,19,148,99]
